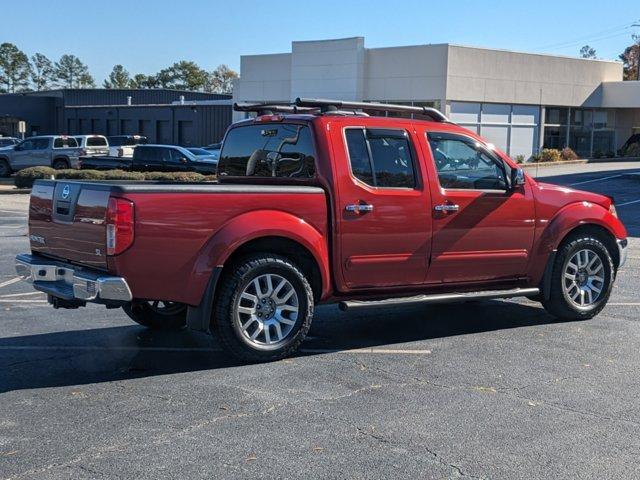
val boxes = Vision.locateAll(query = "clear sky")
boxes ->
[7,0,640,83]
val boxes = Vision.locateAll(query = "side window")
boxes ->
[53,137,78,148]
[427,132,507,190]
[32,139,48,150]
[345,128,416,188]
[20,140,35,150]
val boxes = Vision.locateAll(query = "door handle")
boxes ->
[434,204,460,213]
[345,203,374,214]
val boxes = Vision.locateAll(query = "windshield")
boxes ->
[218,124,316,178]
[187,148,211,156]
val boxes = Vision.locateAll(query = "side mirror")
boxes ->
[179,157,188,164]
[511,168,525,188]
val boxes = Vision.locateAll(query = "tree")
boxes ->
[207,64,239,94]
[131,73,160,89]
[104,64,133,88]
[54,54,95,88]
[156,61,209,90]
[619,34,640,81]
[30,53,55,91]
[0,42,31,93]
[579,45,597,59]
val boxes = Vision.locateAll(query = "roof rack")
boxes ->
[234,99,450,123]
[233,102,318,116]
[295,98,449,122]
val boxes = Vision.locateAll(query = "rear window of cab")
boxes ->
[218,124,316,179]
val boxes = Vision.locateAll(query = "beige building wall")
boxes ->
[445,45,623,106]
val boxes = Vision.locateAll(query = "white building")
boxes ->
[233,37,640,159]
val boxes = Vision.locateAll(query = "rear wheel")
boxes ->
[542,233,614,320]
[212,254,314,362]
[0,159,10,177]
[123,300,187,330]
[52,159,69,170]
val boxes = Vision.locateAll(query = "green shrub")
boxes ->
[102,170,146,181]
[513,154,525,164]
[14,166,56,188]
[55,169,106,181]
[623,143,640,157]
[15,168,216,189]
[143,171,207,182]
[532,148,562,163]
[560,147,578,161]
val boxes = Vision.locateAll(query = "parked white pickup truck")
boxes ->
[73,135,110,157]
[106,135,148,157]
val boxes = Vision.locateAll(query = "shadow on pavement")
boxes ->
[0,300,561,392]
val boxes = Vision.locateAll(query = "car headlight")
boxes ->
[609,204,618,218]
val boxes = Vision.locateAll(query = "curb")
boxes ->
[0,188,31,195]
[522,160,588,169]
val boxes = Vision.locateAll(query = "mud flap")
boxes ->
[541,249,557,302]
[186,267,223,333]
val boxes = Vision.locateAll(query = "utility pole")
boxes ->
[633,23,640,80]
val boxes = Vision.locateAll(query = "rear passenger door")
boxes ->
[332,125,432,290]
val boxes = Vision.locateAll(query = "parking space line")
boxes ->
[569,174,622,186]
[608,302,640,306]
[616,198,640,207]
[0,277,21,289]
[300,347,432,355]
[0,291,45,298]
[0,299,48,303]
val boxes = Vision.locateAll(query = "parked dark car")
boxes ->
[79,145,218,174]
[619,133,640,157]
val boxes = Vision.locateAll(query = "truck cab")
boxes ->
[15,99,628,362]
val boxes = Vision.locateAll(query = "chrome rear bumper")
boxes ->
[15,253,132,304]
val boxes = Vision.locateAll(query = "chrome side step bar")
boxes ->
[338,287,540,311]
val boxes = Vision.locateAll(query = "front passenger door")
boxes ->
[424,132,535,284]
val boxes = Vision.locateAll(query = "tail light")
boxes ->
[106,197,134,256]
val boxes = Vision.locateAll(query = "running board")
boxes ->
[338,287,540,311]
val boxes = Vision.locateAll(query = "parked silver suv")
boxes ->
[0,135,82,177]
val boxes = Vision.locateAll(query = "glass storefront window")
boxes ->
[543,126,565,150]
[545,108,568,125]
[593,131,615,157]
[569,127,591,157]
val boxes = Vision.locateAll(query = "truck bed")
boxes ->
[28,179,328,305]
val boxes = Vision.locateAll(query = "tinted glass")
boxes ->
[87,137,107,147]
[187,148,210,156]
[427,132,507,190]
[108,137,124,146]
[53,137,78,148]
[218,124,316,178]
[345,129,374,185]
[20,140,34,150]
[345,128,416,188]
[33,138,50,150]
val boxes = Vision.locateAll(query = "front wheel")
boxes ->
[212,254,314,362]
[123,300,187,330]
[542,234,615,320]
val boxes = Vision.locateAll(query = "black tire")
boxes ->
[542,233,615,320]
[0,159,10,177]
[52,158,69,170]
[212,254,314,362]
[123,300,187,330]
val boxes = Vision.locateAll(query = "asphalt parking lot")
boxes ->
[0,164,639,479]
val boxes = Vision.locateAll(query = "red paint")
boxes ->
[28,114,628,307]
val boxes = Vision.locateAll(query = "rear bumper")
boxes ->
[618,238,628,268]
[15,253,132,305]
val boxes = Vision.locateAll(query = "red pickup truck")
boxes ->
[15,99,628,361]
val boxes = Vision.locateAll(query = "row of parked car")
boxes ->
[0,134,222,177]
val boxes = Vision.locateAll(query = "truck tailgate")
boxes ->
[29,181,110,269]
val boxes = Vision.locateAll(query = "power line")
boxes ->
[535,21,638,50]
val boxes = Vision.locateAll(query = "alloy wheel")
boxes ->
[562,248,605,308]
